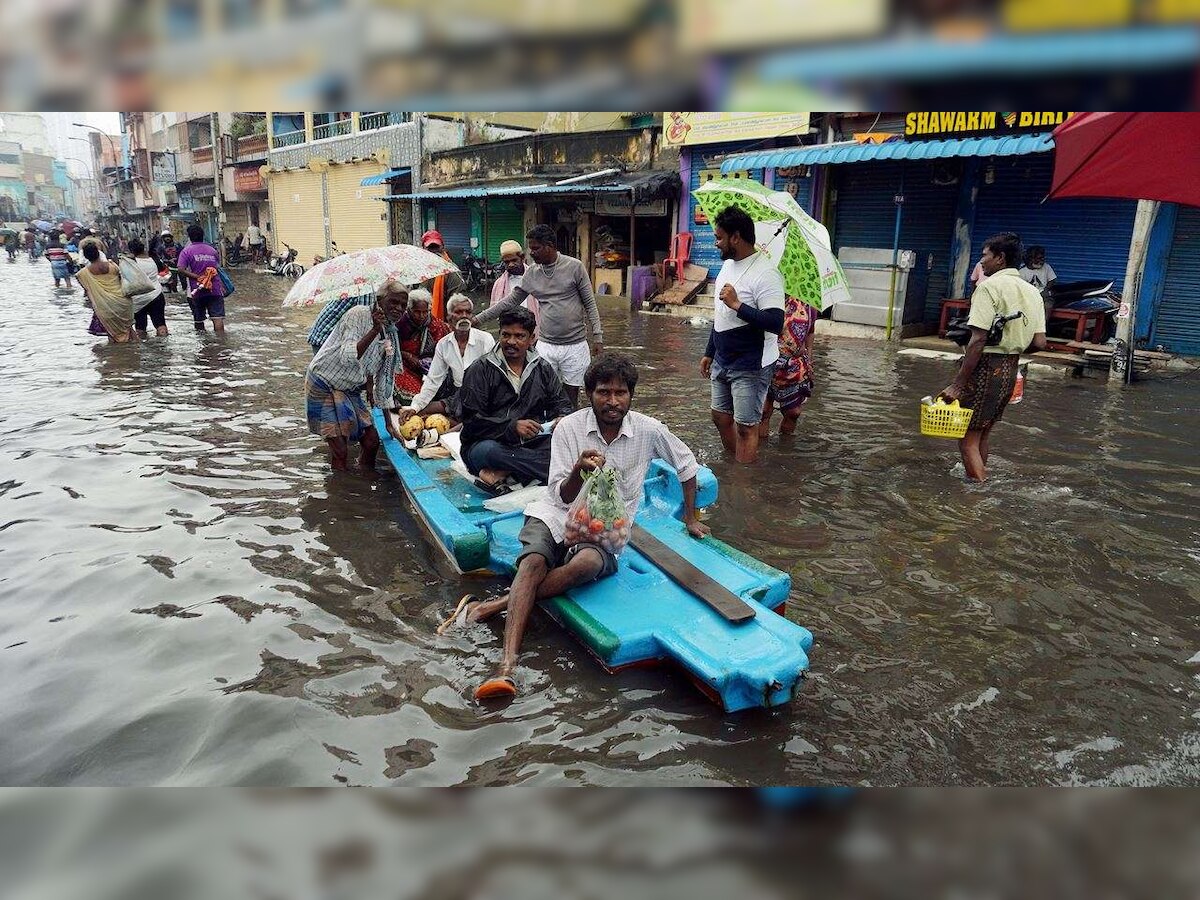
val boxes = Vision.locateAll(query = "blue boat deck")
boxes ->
[373,410,814,711]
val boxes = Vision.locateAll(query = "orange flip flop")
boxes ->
[474,675,517,701]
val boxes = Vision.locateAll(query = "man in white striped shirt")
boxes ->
[305,280,407,473]
[448,353,710,701]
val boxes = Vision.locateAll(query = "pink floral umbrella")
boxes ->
[281,244,459,308]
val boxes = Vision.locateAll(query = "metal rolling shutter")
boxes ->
[433,200,471,265]
[774,172,814,215]
[971,154,1136,291]
[267,169,326,264]
[833,160,958,320]
[688,141,765,278]
[326,163,388,253]
[485,197,525,263]
[1152,206,1200,356]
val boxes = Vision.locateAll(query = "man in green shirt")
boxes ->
[942,232,1047,482]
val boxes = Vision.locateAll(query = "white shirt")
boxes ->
[524,408,700,543]
[246,225,263,245]
[1019,263,1056,290]
[711,253,786,369]
[306,306,398,408]
[408,327,495,411]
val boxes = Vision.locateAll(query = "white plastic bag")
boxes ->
[117,255,154,297]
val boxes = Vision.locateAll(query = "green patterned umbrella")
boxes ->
[692,178,851,310]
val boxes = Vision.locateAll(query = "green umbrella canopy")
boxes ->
[692,177,850,310]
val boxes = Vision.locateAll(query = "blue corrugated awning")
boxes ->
[360,167,411,186]
[720,134,1054,172]
[384,182,636,200]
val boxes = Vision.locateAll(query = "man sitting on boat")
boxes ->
[445,353,711,700]
[456,306,574,493]
[396,293,495,425]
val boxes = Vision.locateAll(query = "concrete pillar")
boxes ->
[1111,199,1160,384]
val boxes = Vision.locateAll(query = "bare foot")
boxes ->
[476,467,511,488]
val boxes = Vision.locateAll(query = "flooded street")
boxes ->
[1,262,1197,786]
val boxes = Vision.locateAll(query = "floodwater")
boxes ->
[1,263,1197,786]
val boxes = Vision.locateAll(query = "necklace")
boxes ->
[539,255,559,276]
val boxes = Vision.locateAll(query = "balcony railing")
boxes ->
[358,111,398,132]
[312,118,353,141]
[235,133,269,160]
[272,128,307,148]
[191,145,213,163]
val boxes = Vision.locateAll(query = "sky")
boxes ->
[85,112,121,133]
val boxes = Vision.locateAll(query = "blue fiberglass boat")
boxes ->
[373,410,813,712]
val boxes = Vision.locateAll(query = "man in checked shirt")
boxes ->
[439,353,711,701]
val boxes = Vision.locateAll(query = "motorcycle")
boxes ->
[223,233,247,266]
[460,249,499,293]
[266,243,304,279]
[1043,278,1120,343]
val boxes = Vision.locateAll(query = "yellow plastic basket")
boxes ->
[920,398,974,439]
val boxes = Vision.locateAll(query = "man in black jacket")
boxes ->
[459,307,574,490]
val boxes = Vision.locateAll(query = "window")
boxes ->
[187,118,212,150]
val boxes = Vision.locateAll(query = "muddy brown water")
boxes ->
[1,263,1197,785]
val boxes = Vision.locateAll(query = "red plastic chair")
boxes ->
[664,232,693,282]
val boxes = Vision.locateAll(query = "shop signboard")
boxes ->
[595,195,668,217]
[234,166,264,193]
[663,112,810,148]
[150,151,177,184]
[904,111,1076,138]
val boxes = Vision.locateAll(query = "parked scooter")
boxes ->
[1043,278,1120,343]
[266,243,304,278]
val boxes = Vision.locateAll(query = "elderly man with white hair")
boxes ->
[397,292,496,424]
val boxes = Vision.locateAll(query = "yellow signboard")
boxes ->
[664,112,811,148]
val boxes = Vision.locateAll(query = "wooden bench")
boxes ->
[1049,307,1108,343]
[938,298,970,337]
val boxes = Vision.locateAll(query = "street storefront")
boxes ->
[720,116,1140,335]
[971,153,1135,293]
[266,160,393,264]
[266,167,326,263]
[392,173,679,295]
[222,164,270,245]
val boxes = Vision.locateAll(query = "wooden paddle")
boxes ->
[629,525,756,624]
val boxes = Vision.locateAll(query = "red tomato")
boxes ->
[613,518,625,528]
[589,519,605,534]
[574,508,591,524]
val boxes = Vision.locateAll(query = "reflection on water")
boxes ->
[0,263,1197,785]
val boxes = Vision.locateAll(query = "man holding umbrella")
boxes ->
[699,206,786,464]
[691,177,850,463]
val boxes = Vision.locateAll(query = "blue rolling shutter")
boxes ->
[433,200,471,265]
[774,171,814,216]
[688,141,765,278]
[971,154,1136,292]
[1152,206,1200,356]
[832,160,959,321]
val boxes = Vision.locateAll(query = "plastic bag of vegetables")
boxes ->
[563,466,631,556]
